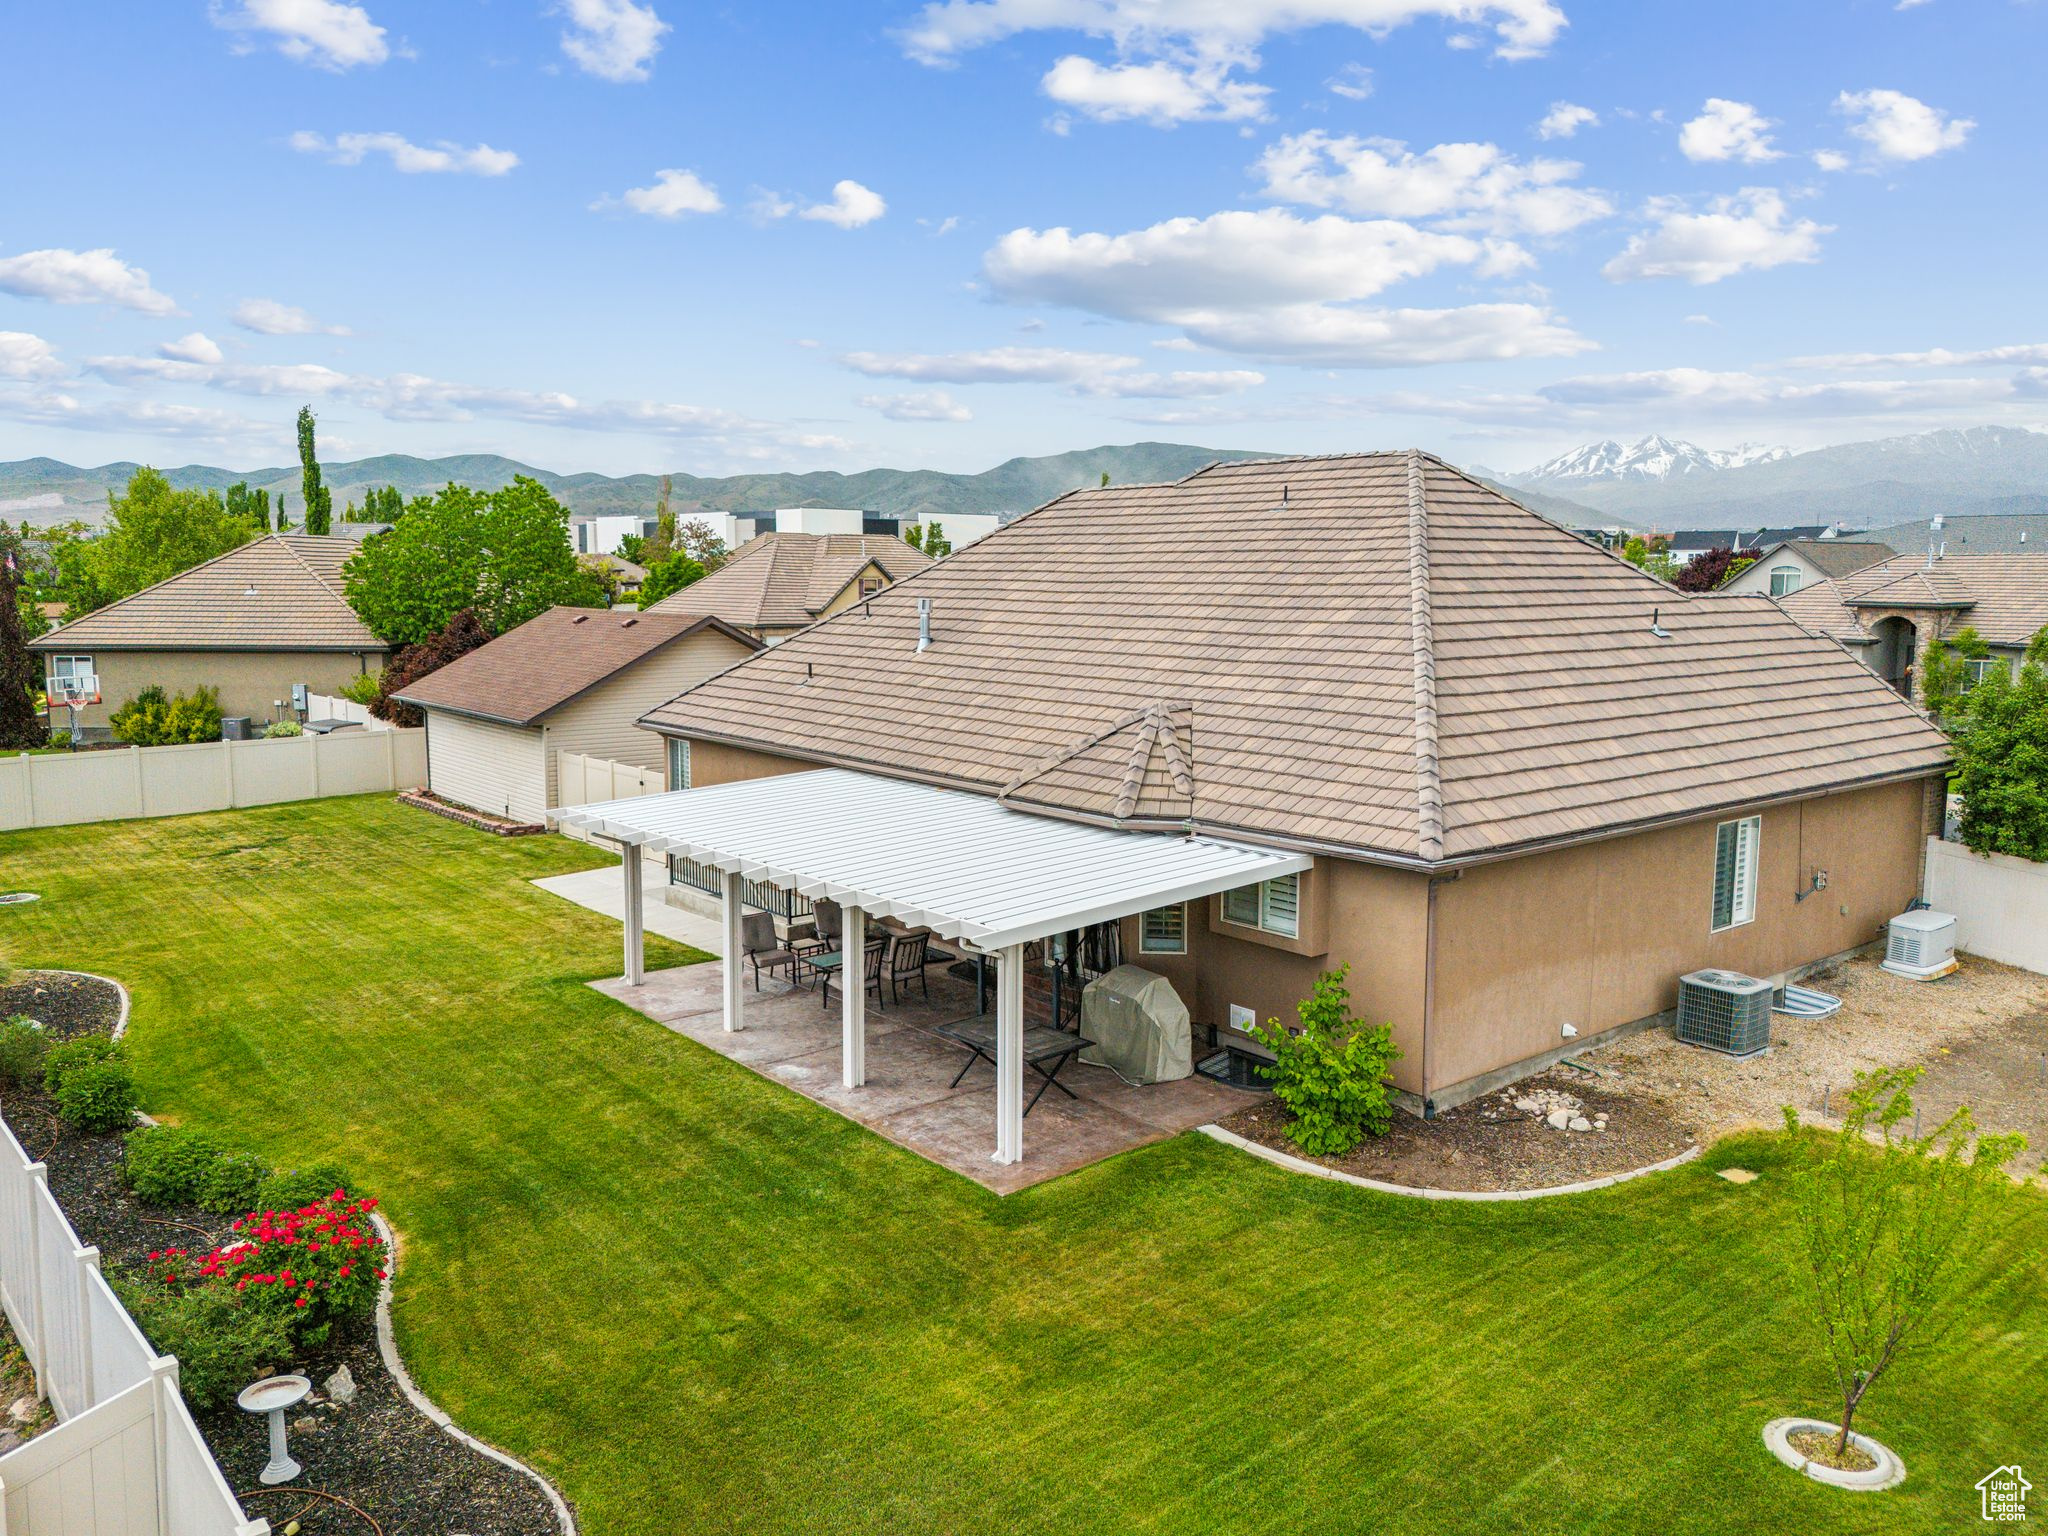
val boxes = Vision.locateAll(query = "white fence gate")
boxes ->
[1924,836,2048,975]
[0,731,427,833]
[0,1116,266,1534]
[556,751,661,808]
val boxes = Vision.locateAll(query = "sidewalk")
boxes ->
[530,860,724,954]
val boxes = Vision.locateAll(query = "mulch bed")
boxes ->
[0,970,123,1042]
[1220,1065,1702,1192]
[1787,1427,1878,1473]
[0,1007,561,1535]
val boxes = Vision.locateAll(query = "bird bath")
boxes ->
[236,1374,312,1484]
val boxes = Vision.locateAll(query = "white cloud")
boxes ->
[598,168,723,218]
[797,180,887,228]
[1835,88,1973,161]
[290,130,519,176]
[0,333,64,382]
[1042,55,1268,124]
[1152,336,1200,350]
[1678,98,1781,163]
[159,332,225,364]
[0,388,278,446]
[1327,63,1374,100]
[1602,189,1827,285]
[1069,369,1265,397]
[981,206,1591,366]
[1786,342,2048,369]
[0,247,178,315]
[556,0,669,83]
[857,390,974,421]
[841,346,1140,383]
[209,0,389,69]
[1254,131,1611,236]
[232,298,351,336]
[1812,148,1851,172]
[1535,101,1597,140]
[1683,313,1717,326]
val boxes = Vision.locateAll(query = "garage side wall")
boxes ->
[545,632,758,806]
[424,713,548,824]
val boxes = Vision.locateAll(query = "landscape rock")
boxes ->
[0,1428,21,1455]
[7,1396,36,1426]
[1546,1109,1572,1130]
[323,1363,358,1407]
[1568,1116,1592,1132]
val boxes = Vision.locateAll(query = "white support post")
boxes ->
[993,944,1025,1166]
[721,871,745,1033]
[150,1355,178,1536]
[621,842,645,986]
[23,1165,46,1402]
[842,905,867,1089]
[74,1246,98,1412]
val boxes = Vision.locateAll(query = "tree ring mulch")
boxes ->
[0,894,40,906]
[0,969,124,1042]
[0,1003,568,1534]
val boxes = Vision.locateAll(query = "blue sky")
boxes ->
[1,0,2040,479]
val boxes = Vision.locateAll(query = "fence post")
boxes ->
[17,752,34,829]
[384,725,397,788]
[223,739,237,807]
[73,1246,98,1412]
[131,745,147,820]
[308,734,322,800]
[22,1165,47,1404]
[150,1355,178,1536]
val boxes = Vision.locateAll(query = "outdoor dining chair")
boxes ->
[817,936,887,1011]
[739,911,812,991]
[812,898,843,947]
[886,930,931,1003]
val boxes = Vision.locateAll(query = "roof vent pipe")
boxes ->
[1650,607,1672,640]
[917,597,932,653]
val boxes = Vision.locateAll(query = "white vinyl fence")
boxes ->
[1,730,427,833]
[0,1115,266,1534]
[1924,836,2048,975]
[556,751,661,808]
[303,693,391,731]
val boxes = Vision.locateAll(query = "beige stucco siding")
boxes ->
[541,630,756,806]
[1423,777,1931,1094]
[423,712,548,824]
[45,649,382,732]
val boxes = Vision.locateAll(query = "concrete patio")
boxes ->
[591,959,1245,1193]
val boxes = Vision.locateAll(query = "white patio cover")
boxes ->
[549,767,1310,951]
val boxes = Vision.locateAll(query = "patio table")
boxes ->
[935,1017,1096,1115]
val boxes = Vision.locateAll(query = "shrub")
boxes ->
[256,1162,354,1215]
[110,684,223,746]
[145,1193,389,1350]
[108,1268,295,1410]
[54,1061,137,1132]
[123,1125,224,1206]
[47,729,71,750]
[263,719,302,739]
[0,1015,50,1089]
[43,1035,123,1097]
[198,1151,273,1216]
[1250,966,1403,1158]
[336,672,381,706]
[1950,646,2048,861]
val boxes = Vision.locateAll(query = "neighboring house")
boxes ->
[393,605,758,825]
[330,521,392,543]
[718,506,1000,552]
[1766,551,2048,699]
[648,532,934,644]
[1721,539,1897,599]
[1663,524,1832,567]
[28,534,386,737]
[571,514,658,557]
[596,553,647,600]
[631,452,1950,1116]
[1862,511,2048,556]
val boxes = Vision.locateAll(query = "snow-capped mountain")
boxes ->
[1513,435,1792,486]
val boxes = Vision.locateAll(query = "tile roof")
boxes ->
[392,605,759,726]
[647,533,932,630]
[1781,551,2048,646]
[1861,514,2048,556]
[643,452,1950,866]
[29,535,383,653]
[1772,578,1872,643]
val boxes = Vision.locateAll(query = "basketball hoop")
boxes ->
[48,674,100,709]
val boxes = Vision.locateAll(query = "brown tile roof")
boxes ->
[29,535,383,653]
[1782,552,2048,646]
[393,605,759,726]
[642,452,1950,866]
[647,533,932,630]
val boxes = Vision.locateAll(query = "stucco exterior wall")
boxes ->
[45,649,383,732]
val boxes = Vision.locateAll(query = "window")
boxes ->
[1963,657,2006,690]
[858,572,885,599]
[50,655,94,681]
[1139,903,1186,955]
[1711,816,1760,932]
[667,737,691,790]
[1221,874,1300,939]
[1768,566,1801,597]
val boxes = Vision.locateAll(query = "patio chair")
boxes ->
[820,937,888,1012]
[739,911,809,992]
[812,899,843,947]
[886,930,931,1004]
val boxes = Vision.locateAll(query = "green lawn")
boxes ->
[1,795,2041,1535]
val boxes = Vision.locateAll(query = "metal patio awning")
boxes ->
[549,767,1309,951]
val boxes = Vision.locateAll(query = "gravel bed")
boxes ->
[0,970,123,1042]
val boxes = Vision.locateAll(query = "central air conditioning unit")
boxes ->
[1881,909,1958,980]
[1676,969,1774,1058]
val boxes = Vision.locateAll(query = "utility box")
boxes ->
[220,716,252,741]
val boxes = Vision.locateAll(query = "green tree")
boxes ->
[1781,1068,2026,1460]
[297,406,332,535]
[642,475,676,563]
[676,516,728,571]
[904,521,951,557]
[1920,625,1991,727]
[1249,967,1402,1157]
[1949,643,2048,859]
[636,553,707,609]
[65,469,260,617]
[341,477,604,646]
[0,534,49,749]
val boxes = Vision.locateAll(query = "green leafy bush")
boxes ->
[0,1015,50,1089]
[263,719,303,739]
[199,1151,273,1216]
[108,1269,295,1410]
[336,672,381,706]
[123,1126,225,1206]
[1951,639,2048,861]
[54,1061,137,1132]
[1251,967,1403,1157]
[43,1035,123,1096]
[256,1162,353,1214]
[109,684,223,746]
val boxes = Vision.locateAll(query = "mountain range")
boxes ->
[1515,435,1791,486]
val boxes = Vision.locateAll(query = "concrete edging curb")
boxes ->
[29,968,133,1042]
[1196,1123,1702,1201]
[1762,1416,1907,1490]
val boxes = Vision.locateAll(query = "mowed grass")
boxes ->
[1,795,2041,1535]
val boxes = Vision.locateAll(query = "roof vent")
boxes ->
[243,583,257,598]
[571,613,589,624]
[917,597,932,653]
[1650,607,1672,640]
[620,616,638,627]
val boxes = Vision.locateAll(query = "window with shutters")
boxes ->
[1711,816,1760,932]
[1221,874,1300,939]
[667,737,692,791]
[1139,903,1186,954]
